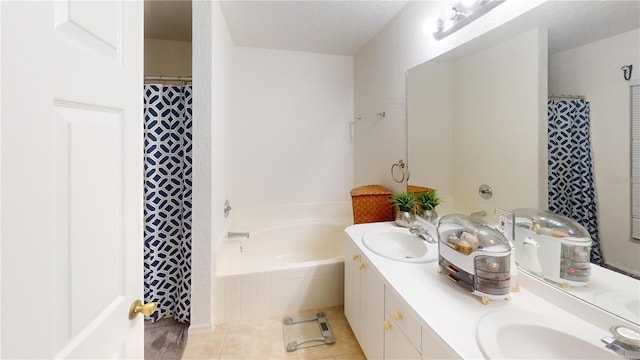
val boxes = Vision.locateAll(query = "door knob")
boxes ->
[128,299,157,320]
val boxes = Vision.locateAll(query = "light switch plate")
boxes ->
[494,207,512,234]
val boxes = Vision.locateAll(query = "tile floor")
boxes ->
[182,305,365,359]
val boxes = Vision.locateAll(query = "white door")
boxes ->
[1,1,144,358]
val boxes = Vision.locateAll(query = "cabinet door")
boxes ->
[386,285,422,351]
[344,236,361,337]
[384,314,421,360]
[359,257,385,360]
[422,323,461,359]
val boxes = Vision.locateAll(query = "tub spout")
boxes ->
[471,211,487,218]
[227,232,250,239]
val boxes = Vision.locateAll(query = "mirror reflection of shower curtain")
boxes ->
[548,98,604,265]
[143,84,192,323]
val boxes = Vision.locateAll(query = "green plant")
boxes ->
[391,192,417,213]
[417,190,441,211]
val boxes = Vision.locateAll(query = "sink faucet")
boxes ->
[227,232,250,239]
[601,326,640,358]
[409,226,437,244]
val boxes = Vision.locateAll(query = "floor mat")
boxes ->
[144,318,189,360]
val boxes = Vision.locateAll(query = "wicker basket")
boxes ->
[407,185,436,197]
[350,185,394,224]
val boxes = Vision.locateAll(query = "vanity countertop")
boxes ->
[346,221,632,359]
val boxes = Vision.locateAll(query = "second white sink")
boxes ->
[362,227,438,263]
[592,290,640,323]
[476,310,615,359]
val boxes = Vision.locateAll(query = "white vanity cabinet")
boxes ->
[345,228,460,360]
[344,235,385,359]
[345,223,625,360]
[383,312,421,360]
[384,285,422,360]
[421,323,461,359]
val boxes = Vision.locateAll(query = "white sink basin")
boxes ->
[592,290,640,323]
[362,227,438,263]
[477,310,615,359]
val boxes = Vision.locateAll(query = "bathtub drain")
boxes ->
[282,312,335,352]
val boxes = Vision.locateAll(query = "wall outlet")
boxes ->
[494,207,513,235]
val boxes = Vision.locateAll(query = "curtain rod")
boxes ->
[144,76,192,81]
[549,94,586,100]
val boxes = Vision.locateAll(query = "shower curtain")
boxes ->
[143,84,193,323]
[548,98,604,265]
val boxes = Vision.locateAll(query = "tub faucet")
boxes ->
[227,232,250,239]
[471,210,487,218]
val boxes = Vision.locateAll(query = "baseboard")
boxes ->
[187,323,214,334]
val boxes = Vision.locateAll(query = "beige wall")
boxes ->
[191,0,235,331]
[353,1,546,193]
[407,61,454,195]
[407,28,547,216]
[452,28,546,213]
[549,29,640,276]
[232,47,354,208]
[144,38,192,77]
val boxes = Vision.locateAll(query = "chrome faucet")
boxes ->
[409,226,437,244]
[602,326,640,358]
[227,232,250,239]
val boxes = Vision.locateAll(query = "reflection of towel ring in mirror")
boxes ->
[622,64,633,81]
[391,160,410,183]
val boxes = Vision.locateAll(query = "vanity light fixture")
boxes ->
[433,0,504,40]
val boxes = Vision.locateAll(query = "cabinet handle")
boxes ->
[392,311,403,321]
[352,254,360,261]
[358,263,366,270]
[446,274,459,283]
[446,264,460,273]
[383,321,392,330]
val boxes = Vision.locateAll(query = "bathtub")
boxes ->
[217,220,346,275]
[214,202,352,322]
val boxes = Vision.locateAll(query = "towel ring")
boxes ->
[391,160,410,183]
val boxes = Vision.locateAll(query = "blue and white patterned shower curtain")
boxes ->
[548,98,604,265]
[143,84,193,323]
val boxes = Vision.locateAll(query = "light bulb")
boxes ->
[441,6,458,20]
[434,18,445,33]
[425,18,444,34]
[441,6,465,21]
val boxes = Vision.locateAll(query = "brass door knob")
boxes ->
[393,311,403,321]
[358,263,365,270]
[383,321,392,330]
[352,254,360,261]
[128,299,157,320]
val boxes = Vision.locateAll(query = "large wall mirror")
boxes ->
[407,1,640,325]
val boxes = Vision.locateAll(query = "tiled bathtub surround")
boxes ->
[215,262,344,323]
[214,202,351,323]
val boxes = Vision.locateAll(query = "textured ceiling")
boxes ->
[143,1,640,56]
[143,0,408,54]
[546,0,640,54]
[220,1,409,55]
